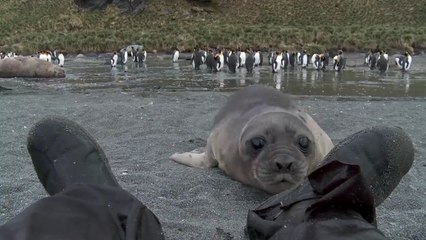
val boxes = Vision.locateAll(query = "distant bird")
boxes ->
[333,50,345,71]
[192,49,204,70]
[377,51,389,72]
[311,54,322,70]
[205,50,216,72]
[227,51,238,73]
[238,50,246,67]
[58,51,65,67]
[289,52,296,68]
[120,48,128,64]
[253,50,261,66]
[140,50,147,63]
[395,52,412,71]
[272,52,283,73]
[215,50,224,72]
[246,52,255,73]
[268,50,275,65]
[369,52,377,70]
[111,52,118,67]
[364,49,373,66]
[320,53,329,69]
[172,48,179,63]
[281,50,289,69]
[300,50,308,68]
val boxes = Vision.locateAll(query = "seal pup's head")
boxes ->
[239,111,319,194]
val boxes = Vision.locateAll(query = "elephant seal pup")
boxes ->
[0,56,65,78]
[170,85,334,193]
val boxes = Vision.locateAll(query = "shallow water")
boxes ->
[1,53,426,97]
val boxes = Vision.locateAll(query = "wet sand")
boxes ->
[0,88,425,239]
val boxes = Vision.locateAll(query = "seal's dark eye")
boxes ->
[250,137,266,150]
[298,136,310,152]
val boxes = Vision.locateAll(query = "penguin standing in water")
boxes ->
[311,53,322,70]
[172,48,180,63]
[268,50,275,65]
[120,48,128,64]
[253,50,261,66]
[238,49,246,67]
[368,51,378,70]
[296,50,302,65]
[52,49,59,64]
[140,49,147,63]
[205,49,216,72]
[377,50,389,73]
[201,48,208,64]
[58,51,65,67]
[227,51,238,73]
[192,48,204,70]
[246,50,255,73]
[215,50,225,72]
[111,52,118,67]
[279,51,286,69]
[364,49,373,66]
[395,52,412,71]
[322,52,330,69]
[333,50,346,71]
[289,52,296,68]
[133,48,140,62]
[223,48,230,65]
[272,51,283,73]
[132,47,138,62]
[301,50,308,68]
[281,50,289,69]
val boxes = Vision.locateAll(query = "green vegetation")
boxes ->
[0,0,425,54]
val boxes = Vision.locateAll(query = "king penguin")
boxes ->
[377,50,389,72]
[172,48,179,63]
[227,51,238,73]
[111,52,118,67]
[58,51,65,67]
[272,52,283,73]
[395,52,412,71]
[246,51,255,73]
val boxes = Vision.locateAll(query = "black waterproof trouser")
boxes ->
[0,185,164,240]
[247,161,389,240]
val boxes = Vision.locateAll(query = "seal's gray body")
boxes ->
[171,86,334,193]
[0,57,65,78]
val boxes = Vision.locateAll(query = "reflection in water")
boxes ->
[273,73,282,90]
[253,68,261,84]
[217,71,225,89]
[173,63,180,71]
[1,54,426,97]
[401,72,410,94]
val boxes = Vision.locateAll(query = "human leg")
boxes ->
[0,116,164,240]
[247,126,414,240]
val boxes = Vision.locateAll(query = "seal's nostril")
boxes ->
[275,160,293,172]
[286,162,293,171]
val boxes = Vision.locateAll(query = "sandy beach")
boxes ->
[0,88,425,239]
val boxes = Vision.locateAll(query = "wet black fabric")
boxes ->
[0,185,164,240]
[247,161,388,240]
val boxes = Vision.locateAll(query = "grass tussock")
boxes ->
[0,0,425,54]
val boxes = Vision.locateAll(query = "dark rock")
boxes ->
[74,0,146,13]
[0,86,12,91]
[74,0,112,10]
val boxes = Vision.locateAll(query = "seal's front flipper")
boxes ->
[170,148,217,168]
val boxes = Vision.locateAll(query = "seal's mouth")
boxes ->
[253,154,308,186]
[255,170,299,185]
